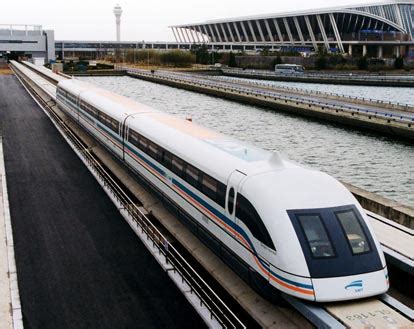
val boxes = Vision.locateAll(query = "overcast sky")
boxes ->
[2,0,378,41]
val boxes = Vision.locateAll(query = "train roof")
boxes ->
[59,78,288,182]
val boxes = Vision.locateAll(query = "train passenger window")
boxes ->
[335,210,371,255]
[297,214,335,258]
[172,156,185,178]
[129,130,140,148]
[139,136,149,152]
[236,194,275,249]
[110,119,120,134]
[89,105,99,119]
[201,174,218,201]
[162,150,172,169]
[227,188,235,215]
[185,164,200,188]
[67,92,76,104]
[98,112,108,125]
[217,182,226,208]
[147,141,161,160]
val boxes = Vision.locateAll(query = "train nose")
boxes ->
[312,268,389,302]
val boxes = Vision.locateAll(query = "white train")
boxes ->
[56,78,389,302]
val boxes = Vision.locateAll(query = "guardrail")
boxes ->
[222,68,414,83]
[210,75,414,112]
[11,62,245,329]
[127,68,414,126]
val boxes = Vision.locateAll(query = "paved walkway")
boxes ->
[0,74,204,328]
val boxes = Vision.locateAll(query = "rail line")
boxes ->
[14,61,414,328]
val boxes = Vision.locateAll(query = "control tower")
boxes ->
[113,4,123,42]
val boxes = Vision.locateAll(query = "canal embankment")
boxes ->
[222,68,414,87]
[126,69,414,141]
[344,182,414,228]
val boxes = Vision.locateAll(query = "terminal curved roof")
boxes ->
[171,1,414,52]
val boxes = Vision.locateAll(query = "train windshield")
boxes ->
[288,205,382,278]
[335,209,371,255]
[297,214,335,258]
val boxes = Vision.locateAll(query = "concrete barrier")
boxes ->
[127,72,414,141]
[65,70,126,77]
[222,70,414,88]
[343,182,414,229]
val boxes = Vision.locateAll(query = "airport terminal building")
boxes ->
[0,25,55,62]
[3,1,414,61]
[171,1,414,57]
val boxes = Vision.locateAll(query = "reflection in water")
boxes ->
[80,76,414,207]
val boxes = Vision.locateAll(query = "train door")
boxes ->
[121,123,129,160]
[121,114,136,161]
[226,170,246,230]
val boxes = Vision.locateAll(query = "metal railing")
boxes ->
[126,68,414,125]
[207,75,414,111]
[222,67,414,82]
[11,62,245,329]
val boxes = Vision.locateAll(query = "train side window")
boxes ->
[297,214,335,258]
[139,136,149,152]
[111,119,120,134]
[217,182,226,208]
[236,194,275,250]
[147,141,161,160]
[89,105,99,119]
[227,188,235,215]
[98,112,107,125]
[172,156,185,178]
[335,210,371,255]
[129,130,140,148]
[185,164,200,188]
[162,150,172,170]
[201,174,217,201]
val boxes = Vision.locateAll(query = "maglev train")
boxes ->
[56,78,389,302]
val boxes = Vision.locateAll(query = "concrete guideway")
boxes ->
[222,68,414,88]
[0,136,23,329]
[136,69,414,120]
[126,69,414,141]
[367,211,414,276]
[0,74,206,328]
[16,62,414,328]
[326,298,413,328]
[210,74,414,114]
[197,73,414,118]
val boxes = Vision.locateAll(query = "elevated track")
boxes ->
[12,60,413,328]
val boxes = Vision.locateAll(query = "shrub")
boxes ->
[394,56,404,70]
[315,55,327,70]
[159,50,195,67]
[229,52,237,67]
[357,56,368,70]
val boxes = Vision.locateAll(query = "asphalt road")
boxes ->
[0,74,205,328]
